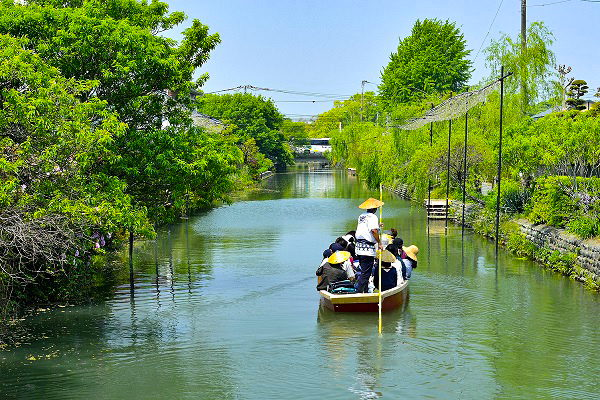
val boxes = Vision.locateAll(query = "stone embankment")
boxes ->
[518,219,600,279]
[383,179,600,282]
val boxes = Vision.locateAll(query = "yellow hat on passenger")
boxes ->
[328,250,351,264]
[403,245,419,261]
[379,249,396,263]
[359,198,384,209]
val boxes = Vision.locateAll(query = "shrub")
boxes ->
[567,215,599,239]
[527,177,576,227]
[502,182,532,214]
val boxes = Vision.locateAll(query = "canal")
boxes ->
[2,169,600,399]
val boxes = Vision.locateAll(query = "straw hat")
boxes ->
[379,249,396,263]
[328,250,351,264]
[403,245,419,261]
[359,198,384,209]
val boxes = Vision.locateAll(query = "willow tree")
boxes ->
[485,21,556,113]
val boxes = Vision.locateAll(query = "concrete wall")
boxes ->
[517,219,600,278]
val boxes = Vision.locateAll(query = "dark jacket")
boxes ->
[316,262,348,291]
[374,265,398,291]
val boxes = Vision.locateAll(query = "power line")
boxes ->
[273,99,350,103]
[527,0,571,6]
[473,0,505,63]
[205,85,353,98]
[526,0,599,6]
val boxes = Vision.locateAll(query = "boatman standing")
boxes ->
[355,198,384,293]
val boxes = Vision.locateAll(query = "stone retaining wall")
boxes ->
[382,181,600,280]
[517,219,600,278]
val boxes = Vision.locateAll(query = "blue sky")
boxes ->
[165,0,599,119]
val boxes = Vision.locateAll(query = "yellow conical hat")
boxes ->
[359,198,384,209]
[328,250,351,264]
[403,245,419,261]
[378,249,396,263]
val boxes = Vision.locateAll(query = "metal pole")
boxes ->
[445,117,452,234]
[427,103,434,219]
[462,108,468,238]
[495,66,505,255]
[361,80,366,121]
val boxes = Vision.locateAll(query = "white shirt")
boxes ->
[356,212,378,243]
[391,260,405,286]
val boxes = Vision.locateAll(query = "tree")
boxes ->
[485,21,556,113]
[379,19,472,107]
[196,93,293,170]
[0,34,157,317]
[566,79,589,111]
[0,0,235,225]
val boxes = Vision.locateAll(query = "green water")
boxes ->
[2,170,600,399]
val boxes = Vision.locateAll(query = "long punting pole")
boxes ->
[445,117,452,234]
[378,182,383,335]
[462,108,468,238]
[495,66,506,255]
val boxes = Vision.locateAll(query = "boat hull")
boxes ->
[319,281,409,312]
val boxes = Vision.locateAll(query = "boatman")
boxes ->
[355,197,384,293]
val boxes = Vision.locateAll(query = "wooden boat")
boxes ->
[319,280,409,312]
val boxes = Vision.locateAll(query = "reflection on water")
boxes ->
[2,169,600,399]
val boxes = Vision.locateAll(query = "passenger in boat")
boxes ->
[373,250,398,291]
[316,250,351,291]
[380,228,397,249]
[342,231,356,246]
[355,198,384,293]
[386,243,406,284]
[402,245,419,279]
[392,238,405,256]
[334,236,348,250]
[321,243,355,281]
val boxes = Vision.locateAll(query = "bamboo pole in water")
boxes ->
[378,183,383,335]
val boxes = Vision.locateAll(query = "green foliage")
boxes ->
[528,177,575,226]
[281,119,309,149]
[485,21,556,112]
[0,1,250,318]
[0,0,236,226]
[239,138,273,179]
[566,215,599,239]
[379,19,472,107]
[506,231,537,257]
[494,181,532,214]
[504,112,600,179]
[196,93,293,170]
[527,176,600,238]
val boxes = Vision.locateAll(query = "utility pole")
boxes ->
[361,80,367,121]
[521,0,527,112]
[521,0,526,51]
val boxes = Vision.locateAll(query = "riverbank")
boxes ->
[450,198,600,290]
[383,181,600,291]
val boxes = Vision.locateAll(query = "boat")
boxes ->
[318,280,409,312]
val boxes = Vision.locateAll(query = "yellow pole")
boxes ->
[378,183,383,335]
